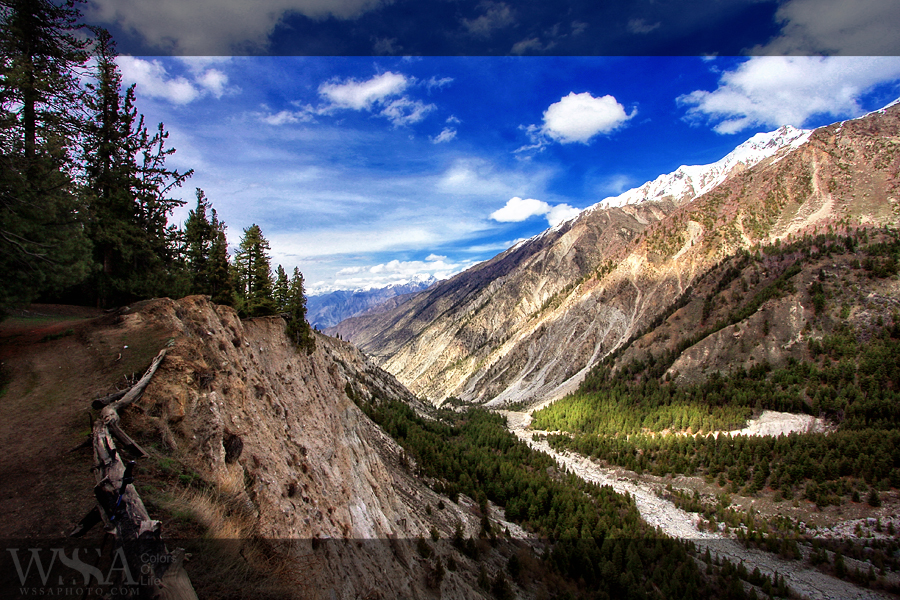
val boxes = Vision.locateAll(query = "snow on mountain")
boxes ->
[598,124,812,210]
[307,277,437,330]
[311,274,438,297]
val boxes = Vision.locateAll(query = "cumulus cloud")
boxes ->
[491,197,581,227]
[315,72,436,126]
[319,72,408,110]
[117,57,198,104]
[116,56,235,104]
[510,37,554,55]
[87,0,388,54]
[431,127,457,143]
[380,97,435,126]
[463,2,515,36]
[627,19,660,34]
[679,56,900,134]
[755,0,900,55]
[543,92,635,143]
[519,92,635,150]
[196,69,229,98]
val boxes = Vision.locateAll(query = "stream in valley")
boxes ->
[501,410,894,600]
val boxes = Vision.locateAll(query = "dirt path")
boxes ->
[501,410,893,600]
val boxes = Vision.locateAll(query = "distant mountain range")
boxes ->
[330,101,900,406]
[308,278,436,330]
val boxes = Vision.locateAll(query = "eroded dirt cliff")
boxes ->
[0,296,504,599]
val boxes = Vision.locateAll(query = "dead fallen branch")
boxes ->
[72,347,198,600]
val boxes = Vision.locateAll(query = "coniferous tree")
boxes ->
[233,223,276,317]
[184,188,215,292]
[207,209,233,305]
[81,30,192,306]
[284,266,315,353]
[273,264,289,311]
[0,0,91,311]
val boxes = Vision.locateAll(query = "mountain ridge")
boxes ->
[333,102,900,406]
[307,278,435,329]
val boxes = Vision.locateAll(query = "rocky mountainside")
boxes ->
[331,102,900,407]
[0,296,505,599]
[307,279,435,330]
[602,124,811,208]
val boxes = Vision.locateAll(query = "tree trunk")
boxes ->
[75,347,198,600]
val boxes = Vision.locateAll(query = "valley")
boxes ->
[2,79,899,598]
[325,101,900,598]
[505,409,899,599]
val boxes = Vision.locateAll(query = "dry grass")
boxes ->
[157,464,319,599]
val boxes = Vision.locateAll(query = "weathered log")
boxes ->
[109,420,149,458]
[70,506,102,538]
[74,346,198,600]
[91,389,128,410]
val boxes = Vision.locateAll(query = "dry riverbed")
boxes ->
[501,410,899,600]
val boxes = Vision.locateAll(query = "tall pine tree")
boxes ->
[184,188,215,292]
[285,267,315,354]
[184,187,233,304]
[207,209,233,306]
[233,223,276,317]
[0,0,91,311]
[82,29,192,306]
[273,264,289,311]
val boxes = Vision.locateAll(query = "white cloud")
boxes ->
[511,37,553,55]
[597,174,635,196]
[116,56,234,104]
[755,0,900,55]
[463,2,515,36]
[546,204,582,226]
[426,77,454,90]
[431,127,457,143]
[519,92,634,150]
[260,109,315,125]
[491,197,549,222]
[196,69,229,98]
[319,72,408,110]
[380,97,435,126]
[271,227,436,259]
[316,72,435,127]
[542,92,635,143]
[117,57,198,104]
[627,19,660,34]
[679,56,900,134]
[490,197,580,227]
[87,0,388,54]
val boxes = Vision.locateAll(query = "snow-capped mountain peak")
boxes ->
[598,124,811,210]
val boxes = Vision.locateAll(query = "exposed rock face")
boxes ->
[333,103,900,406]
[131,296,487,598]
[332,201,676,404]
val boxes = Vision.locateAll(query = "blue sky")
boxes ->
[114,55,900,293]
[79,0,900,293]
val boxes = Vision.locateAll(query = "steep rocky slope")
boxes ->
[0,296,502,599]
[332,102,900,407]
